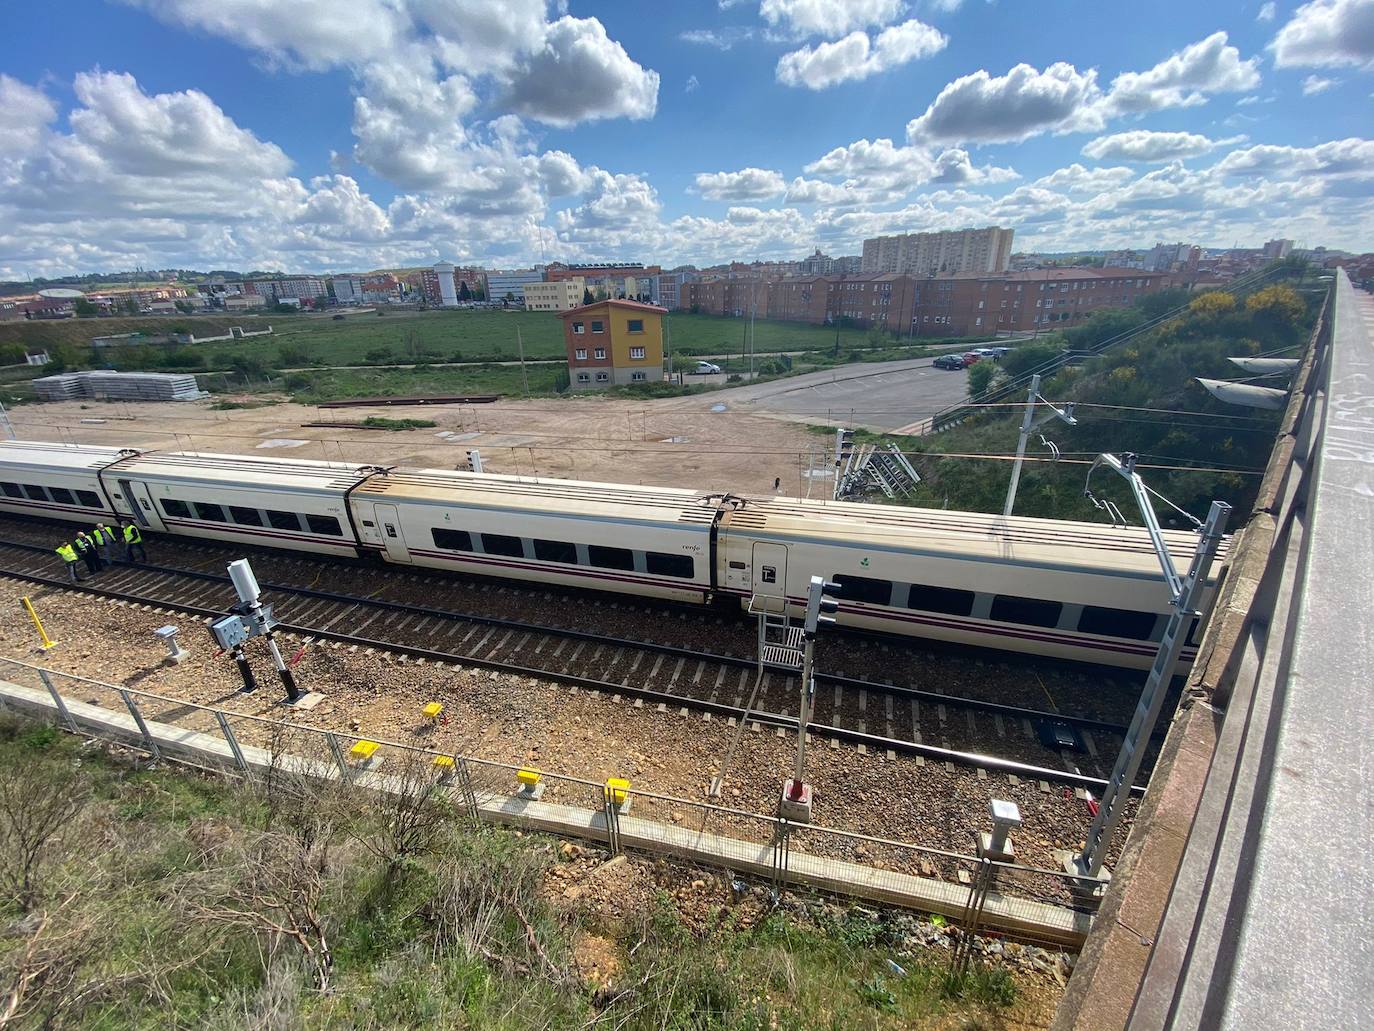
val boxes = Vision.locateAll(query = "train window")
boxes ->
[906,584,975,617]
[588,545,634,571]
[990,595,1063,628]
[161,499,191,519]
[21,484,48,501]
[76,490,101,507]
[229,506,263,527]
[832,574,893,606]
[48,487,75,505]
[533,539,577,564]
[194,501,228,522]
[305,514,342,536]
[432,528,473,551]
[481,533,524,558]
[266,509,301,531]
[647,552,695,579]
[1077,606,1157,641]
[0,482,21,498]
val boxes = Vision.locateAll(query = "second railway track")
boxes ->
[0,537,1151,792]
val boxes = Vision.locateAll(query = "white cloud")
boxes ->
[1029,163,1135,194]
[685,74,700,93]
[1258,1,1277,20]
[1271,0,1374,69]
[0,75,57,169]
[1212,137,1374,178]
[776,19,947,88]
[505,17,659,127]
[1101,32,1261,116]
[931,148,1019,184]
[1082,130,1226,162]
[760,0,905,37]
[693,167,788,200]
[906,63,1104,144]
[1301,73,1339,93]
[679,27,756,49]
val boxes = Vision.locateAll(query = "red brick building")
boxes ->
[684,268,1178,337]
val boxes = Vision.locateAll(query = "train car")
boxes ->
[0,441,125,523]
[349,468,718,604]
[716,495,1223,670]
[97,450,368,558]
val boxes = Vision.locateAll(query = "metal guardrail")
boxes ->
[0,653,1107,945]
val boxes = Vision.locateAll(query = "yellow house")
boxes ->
[558,299,666,390]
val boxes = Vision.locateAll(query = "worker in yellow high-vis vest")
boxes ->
[121,521,147,564]
[55,541,81,583]
[93,522,117,563]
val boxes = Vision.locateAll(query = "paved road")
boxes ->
[665,356,971,432]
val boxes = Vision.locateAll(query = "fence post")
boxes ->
[453,757,480,826]
[325,732,352,781]
[214,711,249,775]
[771,819,791,893]
[37,670,77,733]
[116,688,161,761]
[602,791,622,855]
[951,858,995,975]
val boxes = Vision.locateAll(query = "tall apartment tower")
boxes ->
[861,226,1014,275]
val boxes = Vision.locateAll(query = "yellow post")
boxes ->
[20,596,56,650]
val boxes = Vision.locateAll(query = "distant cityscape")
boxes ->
[3,224,1368,341]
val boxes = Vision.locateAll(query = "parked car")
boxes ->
[693,361,723,375]
[961,352,984,366]
[932,354,965,370]
[970,347,1000,359]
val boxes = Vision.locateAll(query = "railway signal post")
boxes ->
[780,576,840,824]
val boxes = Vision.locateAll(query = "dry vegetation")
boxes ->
[0,717,1062,1030]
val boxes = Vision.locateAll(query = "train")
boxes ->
[0,440,1225,671]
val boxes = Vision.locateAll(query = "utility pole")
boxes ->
[516,326,529,397]
[1005,375,1040,517]
[664,315,672,384]
[1004,374,1077,517]
[1073,455,1230,881]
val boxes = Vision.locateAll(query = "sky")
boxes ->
[0,0,1371,278]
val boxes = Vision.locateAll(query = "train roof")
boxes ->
[113,450,370,493]
[356,467,719,526]
[725,494,1228,577]
[0,440,131,473]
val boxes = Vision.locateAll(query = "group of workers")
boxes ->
[54,522,146,583]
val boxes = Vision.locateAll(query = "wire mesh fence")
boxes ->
[0,655,1106,941]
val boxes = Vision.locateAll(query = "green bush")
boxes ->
[967,361,995,396]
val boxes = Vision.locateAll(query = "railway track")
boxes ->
[0,537,1149,793]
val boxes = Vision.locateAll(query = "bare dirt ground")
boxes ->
[7,393,831,496]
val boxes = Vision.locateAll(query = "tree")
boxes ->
[73,298,98,317]
[503,291,515,308]
[582,287,595,305]
[1188,291,1237,319]
[458,279,471,302]
[967,361,995,396]
[1245,284,1305,329]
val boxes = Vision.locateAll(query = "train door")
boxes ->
[117,479,166,532]
[374,503,411,564]
[751,542,788,604]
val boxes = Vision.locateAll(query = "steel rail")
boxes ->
[0,554,1142,795]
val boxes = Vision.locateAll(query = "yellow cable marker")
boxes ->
[21,597,56,650]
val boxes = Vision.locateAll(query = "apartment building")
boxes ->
[485,269,544,306]
[241,277,326,300]
[525,277,586,311]
[861,226,1014,275]
[656,270,698,311]
[560,299,666,390]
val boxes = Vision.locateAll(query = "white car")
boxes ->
[693,361,722,374]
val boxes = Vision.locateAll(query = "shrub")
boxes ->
[967,361,995,396]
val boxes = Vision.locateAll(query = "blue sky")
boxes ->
[1,0,1371,277]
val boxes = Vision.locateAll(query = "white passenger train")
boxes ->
[0,440,1224,670]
